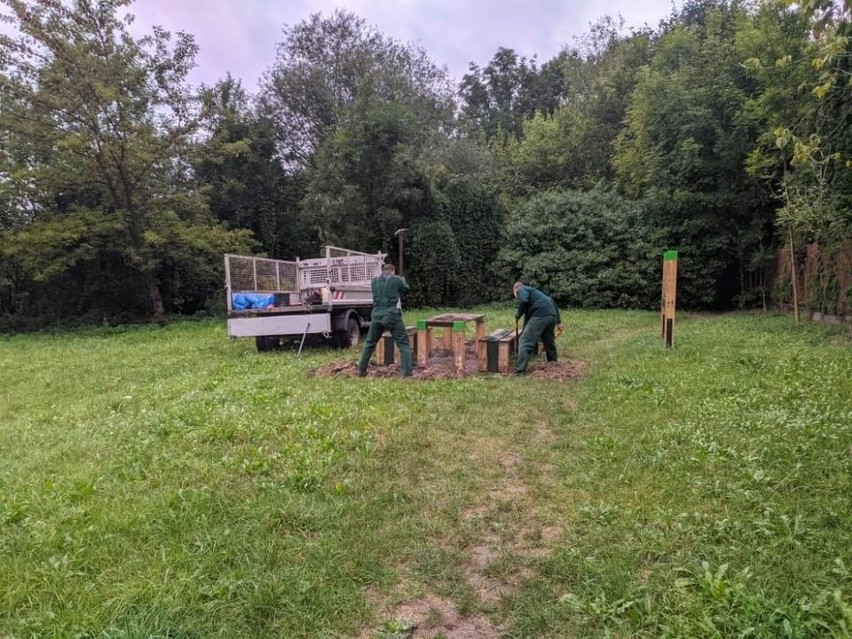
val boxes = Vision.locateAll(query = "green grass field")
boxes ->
[1,309,850,638]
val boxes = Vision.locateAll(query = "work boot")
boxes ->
[357,368,367,378]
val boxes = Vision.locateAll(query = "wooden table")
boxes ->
[416,313,486,371]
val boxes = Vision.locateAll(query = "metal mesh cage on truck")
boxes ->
[297,246,384,290]
[225,255,298,293]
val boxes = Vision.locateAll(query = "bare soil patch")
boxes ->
[359,593,502,639]
[309,345,586,382]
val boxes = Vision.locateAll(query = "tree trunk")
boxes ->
[148,278,167,325]
[789,227,800,323]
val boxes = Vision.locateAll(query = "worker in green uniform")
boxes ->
[513,281,564,374]
[358,262,413,377]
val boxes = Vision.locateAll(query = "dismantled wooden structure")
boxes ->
[416,313,486,372]
[373,326,418,366]
[477,328,518,373]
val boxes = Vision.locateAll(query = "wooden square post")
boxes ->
[416,319,430,367]
[442,326,453,351]
[453,320,466,371]
[661,250,678,348]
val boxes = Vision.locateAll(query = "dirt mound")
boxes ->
[525,359,587,381]
[309,354,585,382]
[308,356,476,380]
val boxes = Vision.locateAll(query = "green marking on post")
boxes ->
[416,319,427,330]
[453,321,466,332]
[663,250,678,261]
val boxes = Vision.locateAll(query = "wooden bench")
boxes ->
[373,326,418,366]
[477,328,518,373]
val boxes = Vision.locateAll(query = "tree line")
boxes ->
[0,0,849,330]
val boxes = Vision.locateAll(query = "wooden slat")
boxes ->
[453,321,466,371]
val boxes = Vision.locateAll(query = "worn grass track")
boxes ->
[1,309,849,638]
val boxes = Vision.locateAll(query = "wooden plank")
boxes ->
[442,327,453,351]
[425,313,484,325]
[497,340,510,373]
[416,319,430,367]
[478,328,507,372]
[475,318,486,341]
[477,334,488,372]
[374,333,387,364]
[453,320,466,371]
[374,330,409,365]
[398,327,417,365]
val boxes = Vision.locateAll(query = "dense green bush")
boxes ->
[498,188,665,309]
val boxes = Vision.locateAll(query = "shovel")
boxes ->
[515,319,519,358]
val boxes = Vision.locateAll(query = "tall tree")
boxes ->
[459,47,567,142]
[499,27,653,195]
[0,0,253,323]
[742,0,851,247]
[302,92,429,253]
[196,76,310,259]
[614,0,773,307]
[259,9,454,169]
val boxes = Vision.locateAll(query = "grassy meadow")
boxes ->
[1,308,850,638]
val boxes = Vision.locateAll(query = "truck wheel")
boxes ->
[256,335,273,352]
[336,317,361,348]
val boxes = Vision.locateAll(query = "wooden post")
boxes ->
[453,320,466,372]
[477,332,488,372]
[442,326,453,351]
[789,227,800,323]
[417,319,430,367]
[374,332,387,365]
[661,250,678,348]
[474,318,486,341]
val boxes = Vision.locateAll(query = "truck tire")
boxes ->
[335,316,361,349]
[255,335,274,352]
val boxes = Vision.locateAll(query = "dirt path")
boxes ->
[349,324,650,638]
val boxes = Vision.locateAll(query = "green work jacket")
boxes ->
[515,285,561,324]
[371,274,410,319]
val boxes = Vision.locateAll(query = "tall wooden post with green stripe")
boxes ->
[661,250,678,348]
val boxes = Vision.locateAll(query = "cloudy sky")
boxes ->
[129,0,679,92]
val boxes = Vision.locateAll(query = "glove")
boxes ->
[556,323,564,337]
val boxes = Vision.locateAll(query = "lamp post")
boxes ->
[394,228,409,276]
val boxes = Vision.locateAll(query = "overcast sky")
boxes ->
[127,0,680,93]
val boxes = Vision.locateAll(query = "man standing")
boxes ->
[358,262,413,377]
[513,281,564,374]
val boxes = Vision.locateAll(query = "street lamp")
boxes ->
[393,228,409,276]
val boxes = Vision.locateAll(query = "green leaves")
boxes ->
[497,187,663,309]
[0,1,254,324]
[259,9,454,168]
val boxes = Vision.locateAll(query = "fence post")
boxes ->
[661,250,678,348]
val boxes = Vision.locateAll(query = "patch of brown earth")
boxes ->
[362,593,502,639]
[308,341,587,381]
[498,452,523,469]
[525,359,587,381]
[308,357,478,380]
[461,505,489,520]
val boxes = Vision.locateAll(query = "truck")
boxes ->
[224,246,386,351]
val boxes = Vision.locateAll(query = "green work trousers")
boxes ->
[516,314,558,373]
[358,311,412,376]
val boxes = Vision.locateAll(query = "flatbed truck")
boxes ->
[224,246,385,351]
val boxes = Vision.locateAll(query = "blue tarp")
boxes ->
[232,293,276,310]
